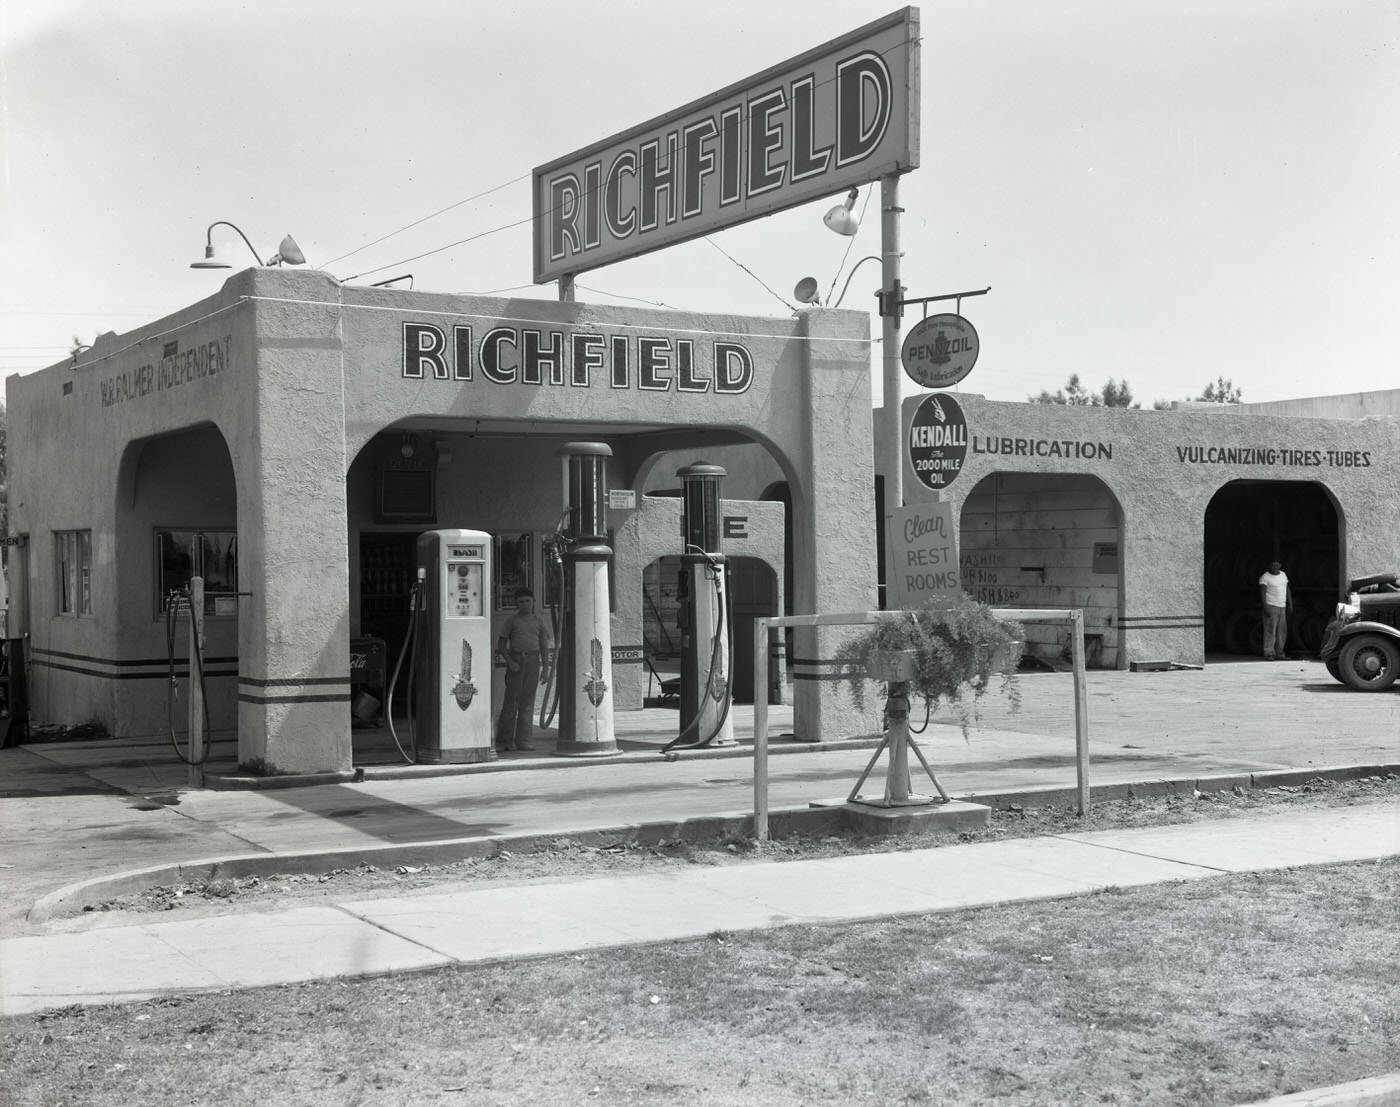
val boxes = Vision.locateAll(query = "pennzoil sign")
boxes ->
[533,7,920,283]
[901,313,978,388]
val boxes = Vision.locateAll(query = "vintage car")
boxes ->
[1318,572,1400,691]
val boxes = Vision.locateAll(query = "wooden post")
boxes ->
[188,577,205,789]
[1071,608,1090,814]
[753,618,770,841]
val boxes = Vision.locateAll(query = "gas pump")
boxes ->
[665,462,735,751]
[414,529,494,763]
[554,443,619,757]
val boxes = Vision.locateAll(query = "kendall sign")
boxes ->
[533,7,920,284]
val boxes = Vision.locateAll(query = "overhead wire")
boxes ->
[824,188,875,304]
[320,31,919,299]
[21,31,921,355]
[703,238,799,314]
[323,172,532,271]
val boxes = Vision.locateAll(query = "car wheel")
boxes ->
[1324,658,1341,682]
[1337,635,1400,692]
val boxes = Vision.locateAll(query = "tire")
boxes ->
[1324,658,1341,682]
[1337,635,1400,692]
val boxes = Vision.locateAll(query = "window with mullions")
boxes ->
[156,529,238,615]
[56,530,92,615]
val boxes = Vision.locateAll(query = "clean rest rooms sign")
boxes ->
[533,7,920,283]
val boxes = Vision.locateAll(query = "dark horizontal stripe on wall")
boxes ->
[1120,622,1205,631]
[239,676,352,688]
[31,657,238,681]
[1118,615,1204,625]
[789,657,847,670]
[791,654,852,683]
[238,691,353,706]
[30,647,239,667]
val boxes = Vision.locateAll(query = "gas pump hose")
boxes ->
[537,608,564,730]
[384,578,424,764]
[537,519,570,730]
[661,551,733,753]
[164,589,212,766]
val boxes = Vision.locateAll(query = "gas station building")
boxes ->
[885,389,1399,671]
[4,267,876,774]
[6,266,1398,779]
[6,3,1397,779]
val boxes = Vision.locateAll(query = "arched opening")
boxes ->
[1203,481,1340,657]
[959,472,1124,669]
[641,553,778,705]
[112,423,239,739]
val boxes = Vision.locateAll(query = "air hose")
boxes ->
[661,550,733,753]
[537,531,567,730]
[384,573,425,764]
[164,589,212,766]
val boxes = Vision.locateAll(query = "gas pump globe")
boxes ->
[672,462,735,749]
[554,443,620,757]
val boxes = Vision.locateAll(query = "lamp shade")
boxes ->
[190,245,232,270]
[270,235,306,266]
[823,188,861,236]
[793,277,821,305]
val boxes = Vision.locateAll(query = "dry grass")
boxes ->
[4,857,1396,1106]
[6,777,1397,1105]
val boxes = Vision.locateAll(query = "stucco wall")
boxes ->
[6,282,257,735]
[1237,389,1400,420]
[892,393,1399,665]
[7,269,875,769]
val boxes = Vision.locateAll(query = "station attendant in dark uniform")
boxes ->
[495,588,554,751]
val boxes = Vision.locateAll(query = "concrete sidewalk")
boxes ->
[3,798,1395,1017]
[2,659,1397,1010]
[4,658,1396,935]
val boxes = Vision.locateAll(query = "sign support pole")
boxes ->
[880,173,904,610]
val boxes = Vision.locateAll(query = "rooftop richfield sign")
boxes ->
[533,7,920,283]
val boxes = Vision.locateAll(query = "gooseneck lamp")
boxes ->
[190,222,306,270]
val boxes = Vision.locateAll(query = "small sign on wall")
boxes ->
[888,501,961,610]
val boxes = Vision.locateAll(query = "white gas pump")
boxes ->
[415,529,493,763]
[554,443,619,757]
[666,462,735,751]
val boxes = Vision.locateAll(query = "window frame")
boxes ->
[55,529,93,616]
[154,528,239,618]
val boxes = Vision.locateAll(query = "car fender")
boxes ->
[1335,621,1400,644]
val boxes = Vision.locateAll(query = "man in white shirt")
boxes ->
[1257,560,1292,661]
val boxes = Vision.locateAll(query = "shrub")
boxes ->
[834,593,1023,735]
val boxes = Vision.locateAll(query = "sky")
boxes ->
[1,0,1396,408]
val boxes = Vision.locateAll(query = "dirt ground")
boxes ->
[4,789,1396,1106]
[73,771,1399,927]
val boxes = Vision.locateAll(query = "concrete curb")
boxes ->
[1239,1072,1400,1105]
[202,735,879,789]
[27,764,1397,926]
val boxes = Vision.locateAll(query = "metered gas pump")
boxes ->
[554,443,620,757]
[413,529,494,763]
[664,462,735,751]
